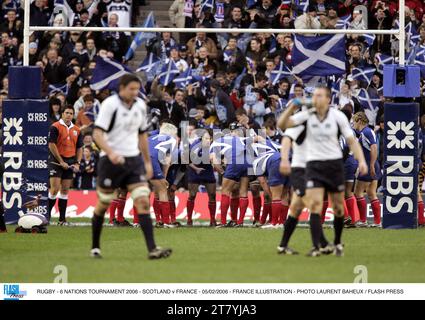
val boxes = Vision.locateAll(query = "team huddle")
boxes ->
[23,76,417,259]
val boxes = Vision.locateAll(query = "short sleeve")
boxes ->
[284,125,305,141]
[49,126,59,143]
[335,110,355,140]
[290,110,309,126]
[95,98,116,132]
[364,128,377,146]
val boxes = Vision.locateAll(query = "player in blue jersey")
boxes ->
[148,122,179,228]
[353,112,382,227]
[210,123,253,227]
[186,129,217,226]
[339,108,360,227]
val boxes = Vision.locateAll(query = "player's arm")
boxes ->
[280,136,292,176]
[138,132,153,180]
[277,104,307,130]
[257,176,272,198]
[92,128,124,165]
[209,153,224,174]
[73,133,84,173]
[48,126,68,169]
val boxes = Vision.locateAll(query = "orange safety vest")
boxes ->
[51,120,81,158]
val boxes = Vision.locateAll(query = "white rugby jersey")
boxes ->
[106,0,132,28]
[290,107,354,162]
[284,125,307,169]
[95,94,149,157]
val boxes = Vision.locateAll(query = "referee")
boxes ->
[91,74,172,260]
[279,86,368,257]
[48,106,83,225]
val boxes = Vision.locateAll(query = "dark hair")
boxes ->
[61,105,74,114]
[119,74,141,88]
[83,94,95,102]
[235,108,247,117]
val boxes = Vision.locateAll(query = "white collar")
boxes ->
[59,119,74,130]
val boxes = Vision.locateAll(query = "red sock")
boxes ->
[230,197,239,221]
[321,200,329,224]
[260,202,271,224]
[133,206,139,224]
[169,200,176,223]
[187,199,195,223]
[252,196,262,222]
[271,201,282,225]
[238,197,249,224]
[279,204,289,225]
[153,198,161,223]
[345,196,359,223]
[208,201,216,224]
[116,198,126,222]
[343,199,349,219]
[418,201,424,225]
[159,201,171,224]
[371,199,381,225]
[356,197,367,223]
[108,200,118,223]
[220,194,230,225]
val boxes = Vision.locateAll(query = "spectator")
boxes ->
[77,146,97,190]
[49,97,62,123]
[187,28,218,60]
[76,94,97,133]
[294,5,321,32]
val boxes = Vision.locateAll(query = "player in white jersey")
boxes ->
[91,74,172,260]
[279,86,368,257]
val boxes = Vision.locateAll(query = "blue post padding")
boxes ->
[383,65,420,98]
[383,102,419,229]
[2,100,49,224]
[8,66,42,99]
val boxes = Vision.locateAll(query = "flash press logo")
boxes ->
[387,121,415,149]
[3,284,27,300]
[3,118,24,145]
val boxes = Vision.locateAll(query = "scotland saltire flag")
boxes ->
[351,66,376,85]
[292,34,346,77]
[357,89,381,124]
[223,49,235,63]
[375,53,394,74]
[269,36,277,54]
[329,76,342,107]
[201,0,214,11]
[90,57,131,91]
[48,83,69,95]
[410,46,425,77]
[158,60,180,86]
[295,0,309,13]
[335,14,351,29]
[270,61,292,85]
[246,56,255,70]
[363,34,376,47]
[137,52,160,72]
[393,20,420,49]
[174,67,193,89]
[124,11,156,61]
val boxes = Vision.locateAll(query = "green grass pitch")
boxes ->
[1,225,425,283]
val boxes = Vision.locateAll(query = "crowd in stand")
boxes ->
[1,0,425,190]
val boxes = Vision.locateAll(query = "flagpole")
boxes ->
[399,0,406,66]
[23,0,30,66]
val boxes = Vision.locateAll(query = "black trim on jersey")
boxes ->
[295,122,308,145]
[48,126,59,144]
[313,108,330,123]
[94,125,107,132]
[139,129,148,135]
[107,109,118,133]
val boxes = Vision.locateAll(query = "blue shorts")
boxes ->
[166,165,179,185]
[187,166,216,184]
[344,156,358,182]
[268,159,290,187]
[151,158,165,180]
[358,161,382,182]
[224,163,248,182]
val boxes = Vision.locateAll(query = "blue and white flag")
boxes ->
[295,0,309,13]
[51,0,75,26]
[270,61,292,85]
[375,53,394,74]
[330,76,342,107]
[90,57,131,91]
[174,67,193,89]
[269,36,277,54]
[48,83,69,96]
[124,11,156,61]
[394,20,420,49]
[158,60,180,86]
[357,88,381,111]
[214,1,225,22]
[335,14,351,29]
[292,34,346,77]
[351,66,376,85]
[137,52,160,73]
[247,0,258,9]
[363,34,376,47]
[411,46,425,77]
[246,56,255,70]
[201,0,214,11]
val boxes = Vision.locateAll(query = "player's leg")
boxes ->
[278,193,304,254]
[329,191,346,257]
[116,189,130,226]
[367,180,381,226]
[168,189,179,226]
[219,178,236,226]
[48,177,61,222]
[0,201,6,232]
[205,183,217,226]
[152,190,162,226]
[128,183,172,259]
[151,179,172,226]
[320,193,329,224]
[108,198,118,225]
[305,187,326,256]
[280,186,290,225]
[270,184,283,227]
[418,187,425,226]
[91,187,116,258]
[230,185,240,224]
[237,177,250,226]
[355,180,369,225]
[250,181,262,225]
[345,181,359,225]
[57,178,72,225]
[187,183,198,226]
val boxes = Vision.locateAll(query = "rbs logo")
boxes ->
[3,118,23,145]
[385,121,415,214]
